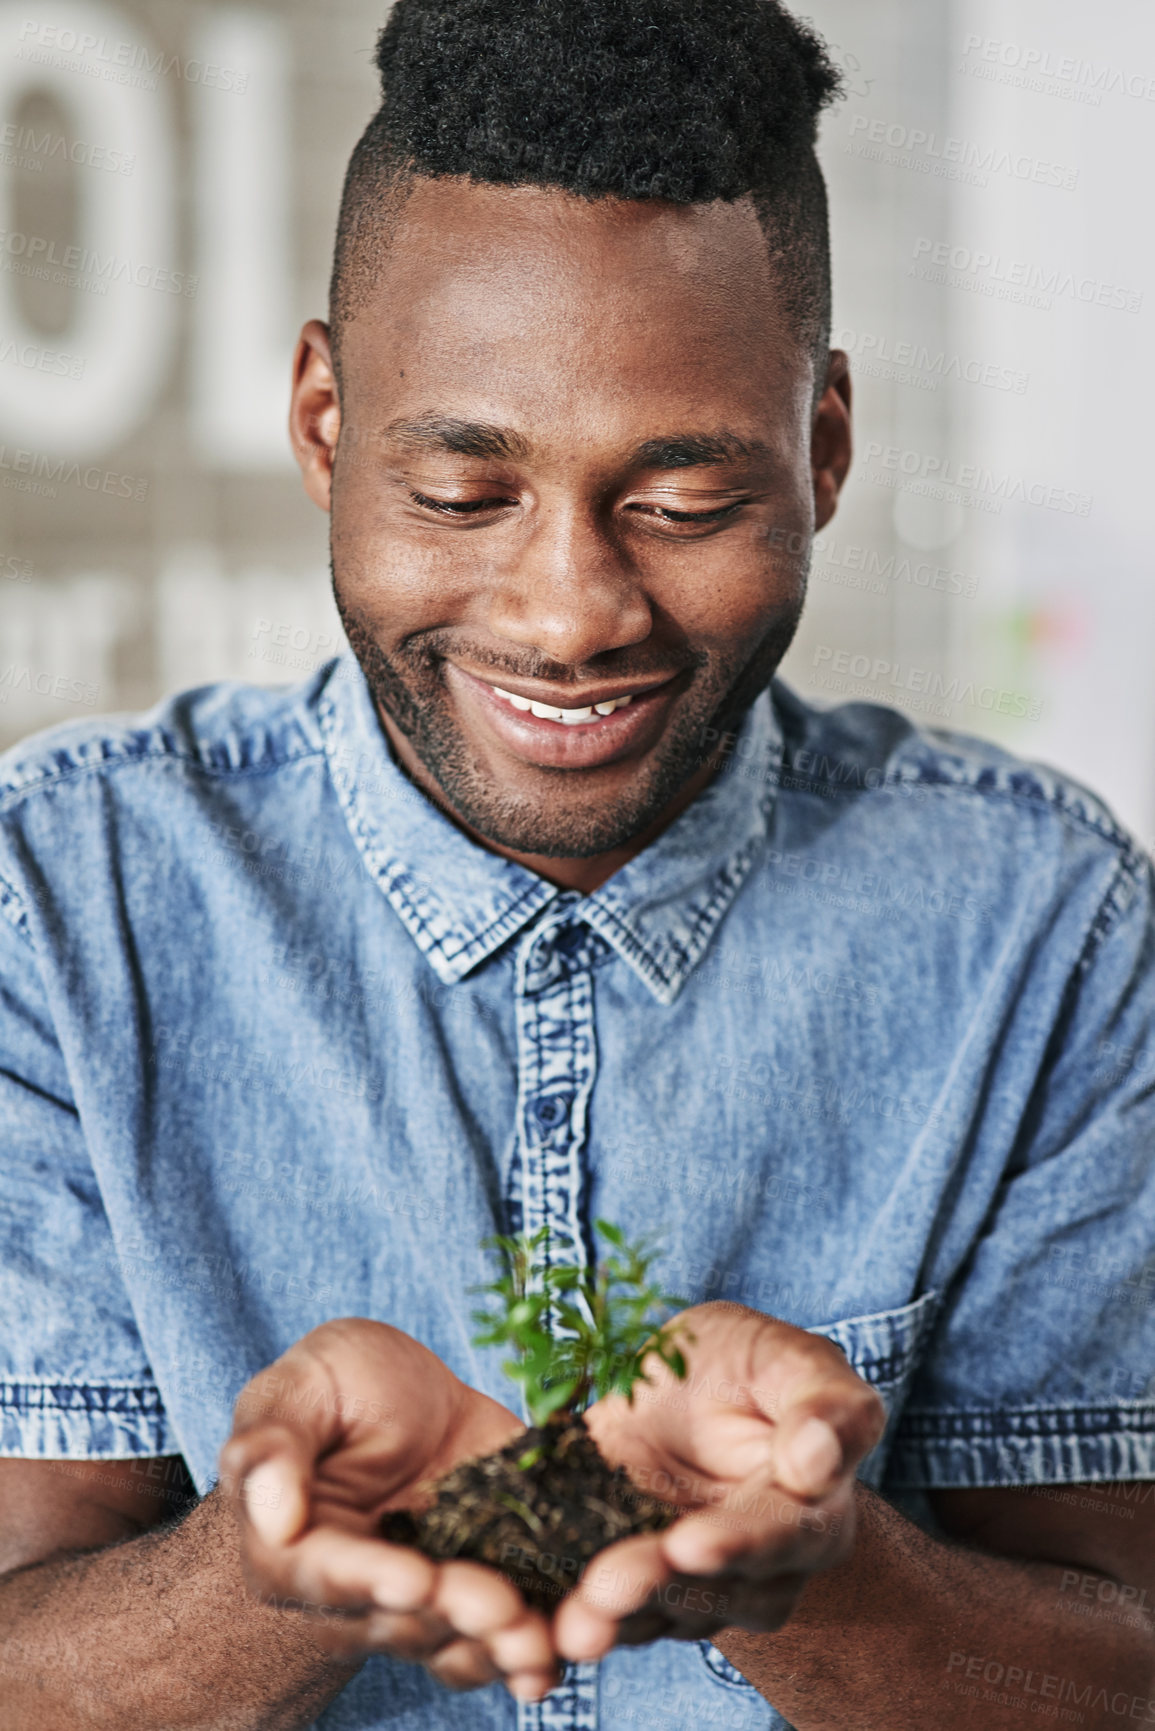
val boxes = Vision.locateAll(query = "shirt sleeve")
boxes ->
[887,836,1155,1489]
[0,880,177,1459]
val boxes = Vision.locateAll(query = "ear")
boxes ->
[289,319,340,512]
[811,350,853,534]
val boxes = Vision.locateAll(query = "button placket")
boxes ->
[508,905,607,1731]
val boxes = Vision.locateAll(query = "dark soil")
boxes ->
[380,1412,677,1612]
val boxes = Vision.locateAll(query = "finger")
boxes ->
[426,1636,503,1691]
[672,1306,886,1501]
[241,1521,439,1617]
[305,1605,453,1662]
[485,1613,559,1679]
[772,1391,882,1499]
[431,1559,541,1640]
[362,1608,458,1661]
[506,1668,564,1703]
[220,1423,317,1546]
[554,1532,673,1662]
[766,1361,886,1499]
[659,1477,854,1579]
[431,1560,558,1679]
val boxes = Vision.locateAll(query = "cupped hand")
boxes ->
[219,1318,560,1700]
[553,1301,887,1662]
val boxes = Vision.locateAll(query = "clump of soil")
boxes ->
[380,1412,677,1612]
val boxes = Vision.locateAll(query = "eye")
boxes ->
[630,501,747,526]
[407,489,514,515]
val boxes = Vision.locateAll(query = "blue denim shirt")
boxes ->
[1,649,1154,1731]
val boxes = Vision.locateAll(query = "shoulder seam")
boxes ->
[774,763,1132,852]
[1072,838,1151,979]
[0,741,326,814]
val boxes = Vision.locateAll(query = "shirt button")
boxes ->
[531,1093,570,1129]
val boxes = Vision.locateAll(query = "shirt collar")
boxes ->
[317,650,783,1005]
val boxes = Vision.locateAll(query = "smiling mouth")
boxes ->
[445,663,685,770]
[488,686,637,725]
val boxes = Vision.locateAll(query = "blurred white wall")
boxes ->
[794,0,1155,845]
[1,0,1153,843]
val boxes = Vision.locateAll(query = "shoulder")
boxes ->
[765,684,1153,961]
[771,680,1137,853]
[0,661,336,811]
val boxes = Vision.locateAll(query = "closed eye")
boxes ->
[630,501,747,524]
[406,490,749,526]
[407,489,513,515]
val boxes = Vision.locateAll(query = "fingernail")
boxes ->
[782,1418,841,1489]
[245,1461,292,1543]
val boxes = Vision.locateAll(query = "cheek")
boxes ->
[331,514,452,622]
[654,539,803,642]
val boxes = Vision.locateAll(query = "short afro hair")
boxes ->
[329,0,843,395]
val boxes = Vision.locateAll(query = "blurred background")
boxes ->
[1,0,1153,841]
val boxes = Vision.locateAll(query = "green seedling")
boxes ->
[470,1217,694,1464]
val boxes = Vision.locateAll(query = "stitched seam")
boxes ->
[770,765,1133,852]
[0,869,32,944]
[1069,842,1148,978]
[897,1405,1155,1432]
[0,1383,166,1411]
[0,745,327,818]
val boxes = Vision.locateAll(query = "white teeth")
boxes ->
[491,685,635,723]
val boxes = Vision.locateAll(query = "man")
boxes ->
[0,0,1152,1726]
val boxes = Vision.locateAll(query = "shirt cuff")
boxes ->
[0,1380,178,1458]
[887,1404,1155,1487]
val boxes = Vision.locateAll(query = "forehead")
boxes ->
[339,175,813,439]
[345,178,801,375]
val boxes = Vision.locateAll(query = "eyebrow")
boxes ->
[382,416,770,470]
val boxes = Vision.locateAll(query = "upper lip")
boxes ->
[456,667,681,708]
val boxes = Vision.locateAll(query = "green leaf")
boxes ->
[527,1378,578,1427]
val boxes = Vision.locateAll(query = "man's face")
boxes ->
[292,177,850,862]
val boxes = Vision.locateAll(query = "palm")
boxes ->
[233,1317,526,1537]
[223,1318,559,1701]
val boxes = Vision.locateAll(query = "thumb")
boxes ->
[219,1422,315,1546]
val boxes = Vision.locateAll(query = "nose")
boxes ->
[485,499,652,667]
